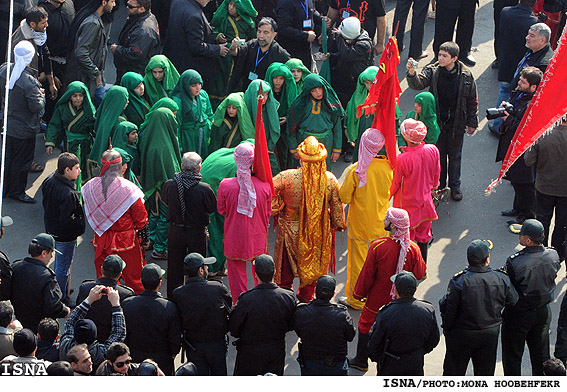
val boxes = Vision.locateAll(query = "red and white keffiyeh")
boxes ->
[386,207,411,299]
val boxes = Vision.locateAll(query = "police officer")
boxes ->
[368,271,440,376]
[294,275,356,376]
[440,239,519,376]
[502,219,561,375]
[228,254,296,376]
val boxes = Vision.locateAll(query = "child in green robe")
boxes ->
[45,81,96,188]
[111,121,140,176]
[209,92,255,152]
[143,55,181,106]
[120,72,151,127]
[171,69,214,158]
[404,91,440,145]
[285,58,311,94]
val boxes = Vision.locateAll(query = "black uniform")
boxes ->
[294,298,356,375]
[121,291,182,375]
[555,292,567,365]
[439,265,519,375]
[368,297,440,376]
[229,282,296,375]
[502,245,561,376]
[75,277,135,342]
[172,276,232,376]
[10,257,70,333]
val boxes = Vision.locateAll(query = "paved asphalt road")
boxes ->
[1,0,565,376]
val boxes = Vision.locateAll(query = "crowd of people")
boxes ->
[1,0,567,377]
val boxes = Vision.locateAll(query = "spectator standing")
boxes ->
[36,318,60,362]
[0,301,23,360]
[392,0,430,60]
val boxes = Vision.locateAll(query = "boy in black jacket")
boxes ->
[41,153,85,305]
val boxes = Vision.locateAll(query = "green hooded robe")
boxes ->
[285,58,311,94]
[404,91,440,145]
[209,92,255,152]
[113,146,142,190]
[138,97,179,148]
[110,121,139,175]
[143,55,181,106]
[120,72,151,127]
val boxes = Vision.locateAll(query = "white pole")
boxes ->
[0,0,16,218]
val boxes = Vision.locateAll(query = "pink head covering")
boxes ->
[234,143,257,218]
[355,128,385,187]
[400,119,427,144]
[386,207,412,299]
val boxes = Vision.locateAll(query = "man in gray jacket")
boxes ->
[0,40,45,203]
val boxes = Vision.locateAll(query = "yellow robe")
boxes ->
[272,167,346,287]
[339,156,393,309]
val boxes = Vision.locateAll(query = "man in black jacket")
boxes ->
[368,271,439,376]
[229,254,296,375]
[11,234,71,333]
[162,152,217,298]
[110,0,160,83]
[122,263,182,375]
[172,253,232,375]
[503,219,561,375]
[294,275,356,375]
[41,152,85,304]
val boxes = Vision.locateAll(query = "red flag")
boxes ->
[487,28,567,193]
[253,85,275,196]
[357,37,402,169]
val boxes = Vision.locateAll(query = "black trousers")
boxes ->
[234,341,285,376]
[393,0,430,59]
[493,0,519,59]
[443,326,500,376]
[512,182,536,221]
[535,190,567,260]
[433,0,477,57]
[380,353,425,376]
[3,135,35,197]
[502,305,552,376]
[185,338,228,376]
[167,225,207,298]
[42,61,67,124]
[555,293,567,363]
[435,128,464,190]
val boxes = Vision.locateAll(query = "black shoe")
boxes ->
[491,59,499,69]
[451,188,463,201]
[10,193,36,203]
[343,152,353,162]
[506,217,525,225]
[501,209,518,217]
[461,54,476,67]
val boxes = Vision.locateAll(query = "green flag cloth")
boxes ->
[319,21,331,83]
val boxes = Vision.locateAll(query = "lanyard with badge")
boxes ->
[342,0,350,19]
[301,0,312,28]
[249,46,270,81]
[513,52,531,79]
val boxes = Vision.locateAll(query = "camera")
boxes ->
[101,288,108,295]
[486,102,515,120]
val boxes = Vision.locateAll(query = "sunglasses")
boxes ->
[114,358,131,368]
[126,3,141,8]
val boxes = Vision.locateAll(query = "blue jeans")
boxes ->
[94,84,106,108]
[300,358,348,376]
[492,81,511,132]
[54,240,76,300]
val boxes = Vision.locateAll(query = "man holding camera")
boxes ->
[495,66,543,225]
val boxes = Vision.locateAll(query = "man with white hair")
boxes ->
[0,40,45,203]
[348,207,426,372]
[217,143,272,303]
[162,151,217,298]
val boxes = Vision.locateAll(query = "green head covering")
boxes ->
[346,66,378,142]
[171,69,205,119]
[211,0,257,33]
[243,80,280,147]
[265,62,298,116]
[138,107,182,196]
[112,146,142,189]
[285,58,311,93]
[143,55,181,106]
[111,121,138,151]
[405,92,440,145]
[138,97,179,144]
[55,80,96,121]
[213,92,255,140]
[120,72,150,126]
[89,86,129,164]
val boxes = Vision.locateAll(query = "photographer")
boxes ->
[495,66,543,225]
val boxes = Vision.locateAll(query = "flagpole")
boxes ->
[0,0,15,219]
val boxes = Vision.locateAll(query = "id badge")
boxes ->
[248,72,258,81]
[303,19,312,28]
[342,11,350,18]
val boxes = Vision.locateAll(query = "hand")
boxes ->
[331,152,340,162]
[349,141,355,147]
[217,33,227,44]
[374,42,385,56]
[279,117,287,125]
[46,146,53,156]
[107,287,120,307]
[406,58,416,75]
[38,72,47,82]
[219,43,229,57]
[307,30,317,43]
[293,152,299,160]
[54,76,62,89]
[86,285,106,304]
[49,84,58,100]
[110,43,117,54]
[466,126,477,135]
[8,319,22,330]
[95,74,102,89]
[324,16,332,29]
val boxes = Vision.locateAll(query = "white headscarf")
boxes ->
[386,207,411,299]
[8,40,35,90]
[234,143,257,218]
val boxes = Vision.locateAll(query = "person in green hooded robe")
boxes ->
[243,79,281,175]
[209,0,257,108]
[201,138,255,274]
[111,121,140,175]
[88,86,129,167]
[265,62,298,170]
[45,81,96,188]
[209,92,255,152]
[120,72,151,127]
[171,69,214,158]
[137,97,179,151]
[143,55,181,106]
[404,91,440,145]
[288,73,344,166]
[285,58,311,94]
[113,146,142,190]
[138,107,182,260]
